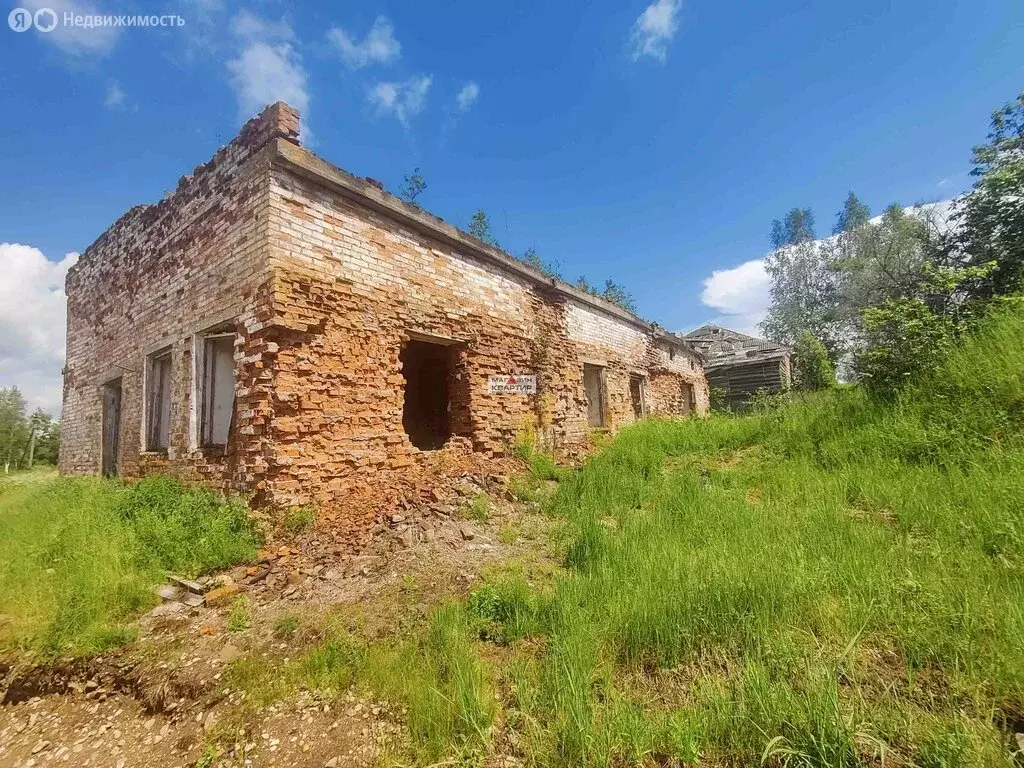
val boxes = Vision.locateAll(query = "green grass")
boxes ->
[0,475,260,657]
[283,505,316,534]
[486,301,1024,767]
[226,595,253,632]
[464,493,491,522]
[274,614,301,638]
[0,464,58,496]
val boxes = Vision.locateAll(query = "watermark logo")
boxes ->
[8,7,33,31]
[7,9,185,33]
[34,8,58,32]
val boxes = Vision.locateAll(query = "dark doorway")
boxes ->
[101,378,122,477]
[583,364,606,428]
[401,340,454,450]
[629,374,646,419]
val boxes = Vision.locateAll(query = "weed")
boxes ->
[274,614,301,638]
[283,505,316,534]
[195,743,219,768]
[465,493,490,521]
[460,303,1024,766]
[498,524,521,545]
[400,574,418,596]
[226,596,252,633]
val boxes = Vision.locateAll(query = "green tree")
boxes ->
[0,387,28,473]
[19,409,56,468]
[852,262,994,395]
[762,208,844,360]
[834,203,941,323]
[833,192,871,235]
[770,208,816,248]
[791,332,836,391]
[952,92,1024,298]
[855,299,955,396]
[33,415,60,466]
[400,167,427,204]
[468,209,499,247]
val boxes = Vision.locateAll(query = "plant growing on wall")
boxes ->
[469,209,499,246]
[400,167,427,204]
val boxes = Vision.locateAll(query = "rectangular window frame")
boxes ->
[199,331,236,448]
[145,347,173,452]
[583,363,607,428]
[629,373,647,420]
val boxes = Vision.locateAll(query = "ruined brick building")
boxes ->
[60,103,708,524]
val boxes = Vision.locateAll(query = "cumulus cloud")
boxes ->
[0,244,78,416]
[456,81,480,112]
[699,259,772,337]
[229,9,295,44]
[629,0,682,63]
[327,16,400,70]
[369,75,432,125]
[21,0,120,56]
[226,11,309,122]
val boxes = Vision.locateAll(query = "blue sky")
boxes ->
[1,0,1023,413]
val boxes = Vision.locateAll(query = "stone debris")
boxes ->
[167,575,209,594]
[203,583,240,607]
[149,601,186,618]
[155,585,181,601]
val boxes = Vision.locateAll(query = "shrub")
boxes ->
[274,614,301,637]
[855,298,955,396]
[792,331,836,391]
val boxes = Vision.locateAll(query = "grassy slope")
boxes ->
[0,476,259,658]
[346,301,1024,766]
[5,303,1023,765]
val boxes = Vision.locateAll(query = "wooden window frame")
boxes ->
[145,347,172,452]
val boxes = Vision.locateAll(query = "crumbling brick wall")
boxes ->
[61,101,708,531]
[60,104,301,493]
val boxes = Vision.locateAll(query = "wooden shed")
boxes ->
[684,325,791,410]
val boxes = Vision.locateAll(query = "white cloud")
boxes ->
[629,0,681,63]
[22,0,120,56]
[456,81,480,112]
[699,259,771,337]
[103,81,125,108]
[0,244,78,416]
[369,75,432,125]
[229,9,295,44]
[227,12,309,122]
[327,16,400,70]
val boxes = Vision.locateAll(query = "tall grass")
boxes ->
[0,475,259,657]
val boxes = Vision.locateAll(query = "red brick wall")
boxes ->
[60,104,300,493]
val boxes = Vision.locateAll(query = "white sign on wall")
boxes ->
[487,374,537,394]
